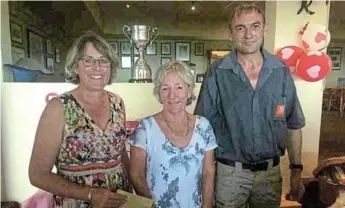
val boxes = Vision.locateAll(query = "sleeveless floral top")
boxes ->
[54,91,131,208]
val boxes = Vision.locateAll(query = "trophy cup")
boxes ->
[123,25,159,83]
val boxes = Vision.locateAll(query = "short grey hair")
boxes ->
[65,31,119,84]
[153,60,196,106]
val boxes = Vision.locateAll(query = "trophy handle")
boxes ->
[123,25,132,45]
[149,27,159,46]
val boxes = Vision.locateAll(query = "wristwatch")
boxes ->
[289,164,304,171]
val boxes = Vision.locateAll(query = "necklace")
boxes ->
[162,113,190,137]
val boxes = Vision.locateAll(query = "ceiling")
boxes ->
[98,1,265,23]
[97,1,345,38]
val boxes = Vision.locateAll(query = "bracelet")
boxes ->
[88,188,95,202]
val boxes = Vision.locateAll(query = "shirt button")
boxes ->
[255,134,260,138]
[254,113,259,117]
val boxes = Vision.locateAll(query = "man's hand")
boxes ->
[285,169,305,201]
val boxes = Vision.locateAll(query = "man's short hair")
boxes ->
[228,4,266,29]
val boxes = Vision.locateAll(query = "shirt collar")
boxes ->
[217,48,286,73]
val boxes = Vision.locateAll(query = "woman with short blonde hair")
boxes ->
[130,60,217,208]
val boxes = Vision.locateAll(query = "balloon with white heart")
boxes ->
[275,45,304,75]
[296,50,332,82]
[300,22,331,52]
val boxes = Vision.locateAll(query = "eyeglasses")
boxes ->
[81,57,110,67]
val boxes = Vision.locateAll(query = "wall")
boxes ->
[4,1,103,82]
[326,39,345,87]
[1,1,12,200]
[104,37,230,82]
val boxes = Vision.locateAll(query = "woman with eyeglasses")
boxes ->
[29,31,131,208]
[129,61,217,208]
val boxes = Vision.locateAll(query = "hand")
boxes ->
[91,188,128,208]
[285,169,305,201]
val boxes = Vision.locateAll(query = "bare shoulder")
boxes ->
[38,97,64,128]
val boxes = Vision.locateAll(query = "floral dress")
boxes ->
[54,91,131,208]
[129,116,217,208]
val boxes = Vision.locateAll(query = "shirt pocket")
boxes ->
[268,118,288,156]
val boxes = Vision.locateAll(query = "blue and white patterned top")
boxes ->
[129,115,217,208]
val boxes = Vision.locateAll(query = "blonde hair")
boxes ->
[228,4,266,30]
[65,31,119,84]
[153,61,196,106]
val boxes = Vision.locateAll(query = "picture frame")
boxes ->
[11,46,25,64]
[120,42,132,55]
[196,74,205,83]
[147,42,156,55]
[327,47,342,70]
[55,48,60,63]
[161,57,171,66]
[10,22,23,44]
[338,77,345,86]
[45,57,54,74]
[109,41,118,55]
[195,43,204,56]
[134,47,139,55]
[133,56,139,64]
[121,56,132,69]
[175,42,191,62]
[27,29,45,66]
[161,43,171,55]
[46,39,53,55]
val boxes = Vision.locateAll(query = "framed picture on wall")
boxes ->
[196,74,205,83]
[45,57,54,74]
[46,39,53,54]
[195,43,204,56]
[327,47,342,70]
[133,56,139,64]
[147,42,157,55]
[121,56,132,69]
[11,46,25,64]
[120,42,131,55]
[161,43,171,55]
[134,47,139,55]
[27,29,45,66]
[175,42,191,61]
[161,57,171,66]
[10,22,23,44]
[55,48,60,63]
[109,41,118,54]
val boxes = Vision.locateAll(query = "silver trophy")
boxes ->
[123,25,159,83]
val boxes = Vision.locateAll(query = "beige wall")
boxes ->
[1,1,12,200]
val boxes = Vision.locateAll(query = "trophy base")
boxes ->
[129,79,152,83]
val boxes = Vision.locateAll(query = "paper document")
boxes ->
[117,190,154,208]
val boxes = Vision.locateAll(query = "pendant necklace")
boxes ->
[162,113,190,137]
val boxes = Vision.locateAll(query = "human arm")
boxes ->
[128,121,152,198]
[29,98,127,207]
[202,150,215,208]
[194,64,218,123]
[121,100,130,178]
[284,71,306,201]
[129,146,152,198]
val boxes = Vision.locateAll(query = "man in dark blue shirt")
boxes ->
[195,4,306,208]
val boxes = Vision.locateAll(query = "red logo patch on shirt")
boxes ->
[275,104,285,118]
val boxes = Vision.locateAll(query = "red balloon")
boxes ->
[296,51,332,82]
[276,46,304,74]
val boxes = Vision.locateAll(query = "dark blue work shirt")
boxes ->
[195,49,305,163]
